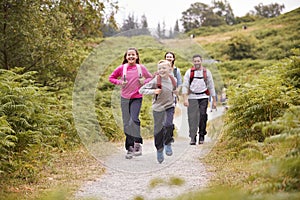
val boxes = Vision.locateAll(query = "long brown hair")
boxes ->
[164,51,176,67]
[122,47,140,64]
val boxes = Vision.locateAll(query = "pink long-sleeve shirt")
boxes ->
[109,64,153,99]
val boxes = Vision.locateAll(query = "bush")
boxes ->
[0,69,77,180]
[224,52,299,142]
[224,33,258,60]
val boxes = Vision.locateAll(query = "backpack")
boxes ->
[122,63,142,81]
[156,74,177,91]
[155,74,177,100]
[189,66,210,95]
[189,66,207,85]
[173,67,177,80]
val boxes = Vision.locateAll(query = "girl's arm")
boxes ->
[141,65,153,84]
[108,66,123,85]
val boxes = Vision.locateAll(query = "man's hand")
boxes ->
[183,99,189,107]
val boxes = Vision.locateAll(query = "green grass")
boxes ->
[148,176,185,189]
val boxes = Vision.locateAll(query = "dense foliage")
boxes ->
[0,69,78,181]
[224,50,300,142]
[205,49,300,196]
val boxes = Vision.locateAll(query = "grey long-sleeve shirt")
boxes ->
[139,75,176,112]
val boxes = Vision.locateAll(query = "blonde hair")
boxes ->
[157,60,171,68]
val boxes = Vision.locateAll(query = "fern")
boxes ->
[0,69,77,179]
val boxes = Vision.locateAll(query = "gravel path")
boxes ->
[75,104,224,200]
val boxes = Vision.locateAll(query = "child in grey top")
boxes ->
[139,60,176,163]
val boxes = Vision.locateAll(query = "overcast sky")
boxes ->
[114,0,300,30]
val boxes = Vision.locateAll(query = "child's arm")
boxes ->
[108,66,123,85]
[139,78,157,95]
[141,65,153,84]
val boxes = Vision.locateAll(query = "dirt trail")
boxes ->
[75,104,225,200]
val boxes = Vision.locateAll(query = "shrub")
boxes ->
[0,69,77,180]
[224,33,258,60]
[224,52,299,142]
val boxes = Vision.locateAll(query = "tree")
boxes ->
[102,11,119,37]
[139,14,151,35]
[57,0,111,38]
[174,20,180,32]
[212,0,235,25]
[121,13,139,31]
[253,3,285,18]
[201,10,226,27]
[156,22,162,38]
[0,0,76,84]
[162,21,166,38]
[168,27,174,38]
[181,2,211,32]
[141,14,148,29]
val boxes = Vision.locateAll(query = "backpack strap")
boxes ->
[203,67,207,83]
[169,75,177,90]
[189,66,209,95]
[189,66,207,85]
[136,64,142,78]
[122,64,142,81]
[155,74,177,100]
[122,64,128,81]
[155,75,161,100]
[156,74,176,90]
[173,67,177,80]
[189,67,195,85]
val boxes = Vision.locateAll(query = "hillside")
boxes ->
[1,7,299,200]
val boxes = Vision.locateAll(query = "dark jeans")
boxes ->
[187,98,208,139]
[153,107,175,151]
[121,97,143,150]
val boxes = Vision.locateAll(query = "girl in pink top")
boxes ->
[109,47,152,159]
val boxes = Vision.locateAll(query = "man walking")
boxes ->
[182,54,217,145]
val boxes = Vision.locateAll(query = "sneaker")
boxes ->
[157,149,164,163]
[134,142,142,156]
[125,146,134,159]
[189,136,196,145]
[164,144,173,156]
[199,135,205,144]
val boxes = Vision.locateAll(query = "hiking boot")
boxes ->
[189,136,196,145]
[134,142,142,156]
[199,135,205,144]
[164,144,173,156]
[125,146,134,159]
[157,149,164,163]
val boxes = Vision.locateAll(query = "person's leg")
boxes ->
[153,110,165,151]
[121,97,134,150]
[129,98,143,143]
[198,98,208,144]
[163,107,175,156]
[187,99,200,145]
[153,110,165,163]
[163,107,175,145]
[129,98,143,155]
[121,97,135,159]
